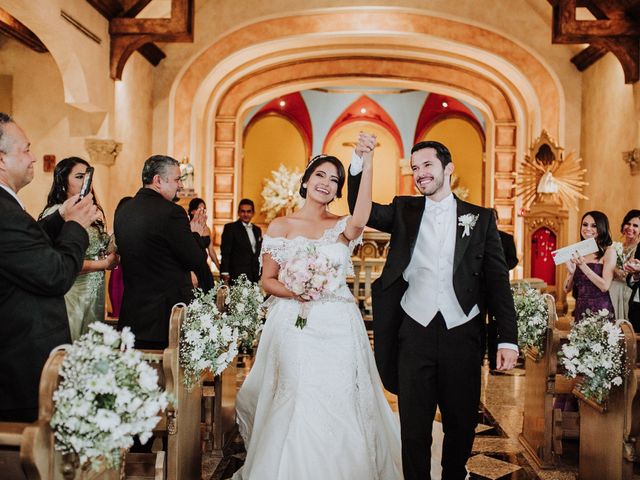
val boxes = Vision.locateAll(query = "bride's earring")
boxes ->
[302,183,307,188]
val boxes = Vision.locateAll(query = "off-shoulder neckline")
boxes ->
[264,215,349,242]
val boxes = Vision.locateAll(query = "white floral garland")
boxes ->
[260,164,305,222]
[51,323,169,470]
[512,284,548,355]
[224,275,266,351]
[559,310,626,405]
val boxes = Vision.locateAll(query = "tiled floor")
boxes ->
[201,359,588,480]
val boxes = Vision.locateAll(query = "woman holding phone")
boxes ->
[40,157,119,340]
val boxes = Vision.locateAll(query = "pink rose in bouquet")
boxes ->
[280,245,341,328]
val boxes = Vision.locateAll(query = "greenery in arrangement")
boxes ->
[512,284,549,355]
[180,288,239,388]
[51,323,169,471]
[559,309,626,405]
[180,276,265,388]
[224,274,266,351]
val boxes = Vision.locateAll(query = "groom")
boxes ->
[348,138,518,480]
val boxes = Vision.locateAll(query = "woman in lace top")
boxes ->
[232,134,409,480]
[40,157,119,340]
[563,211,616,322]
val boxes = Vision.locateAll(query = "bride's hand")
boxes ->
[293,293,311,302]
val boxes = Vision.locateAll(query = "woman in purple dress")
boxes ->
[563,210,616,322]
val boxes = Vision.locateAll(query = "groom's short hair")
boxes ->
[411,141,452,169]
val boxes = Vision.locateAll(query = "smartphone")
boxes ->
[79,166,94,199]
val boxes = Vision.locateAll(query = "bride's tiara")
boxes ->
[306,154,328,170]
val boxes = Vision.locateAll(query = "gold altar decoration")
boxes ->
[516,130,588,211]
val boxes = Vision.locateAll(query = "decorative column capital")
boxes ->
[84,139,122,166]
[623,148,640,175]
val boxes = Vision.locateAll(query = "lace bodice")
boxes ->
[260,216,362,278]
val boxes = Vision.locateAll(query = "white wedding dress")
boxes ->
[232,217,442,480]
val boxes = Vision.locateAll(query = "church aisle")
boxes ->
[203,360,590,480]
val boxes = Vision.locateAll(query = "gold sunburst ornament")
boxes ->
[516,130,588,210]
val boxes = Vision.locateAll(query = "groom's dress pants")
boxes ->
[398,311,483,480]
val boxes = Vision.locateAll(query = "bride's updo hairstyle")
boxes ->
[299,154,346,199]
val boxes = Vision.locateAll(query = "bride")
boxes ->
[231,134,442,480]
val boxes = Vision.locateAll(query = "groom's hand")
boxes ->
[495,348,518,371]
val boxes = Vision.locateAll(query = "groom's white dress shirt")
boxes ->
[350,153,517,352]
[400,193,480,328]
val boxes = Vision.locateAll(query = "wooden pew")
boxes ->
[202,285,238,456]
[138,304,201,480]
[519,293,578,468]
[576,320,638,480]
[0,350,125,479]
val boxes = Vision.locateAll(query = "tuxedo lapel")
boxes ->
[453,197,474,273]
[404,197,425,258]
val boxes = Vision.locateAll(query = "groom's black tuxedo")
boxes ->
[349,172,517,479]
[348,173,518,393]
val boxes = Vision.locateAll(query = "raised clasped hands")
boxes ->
[355,132,377,163]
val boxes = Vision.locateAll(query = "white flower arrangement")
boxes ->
[512,284,548,355]
[458,213,479,237]
[260,164,305,222]
[180,289,240,388]
[224,274,266,351]
[559,310,626,405]
[51,323,169,471]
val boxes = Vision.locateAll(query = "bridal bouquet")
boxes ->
[224,274,266,350]
[512,284,548,356]
[51,323,169,470]
[280,244,342,328]
[180,288,239,388]
[559,310,626,405]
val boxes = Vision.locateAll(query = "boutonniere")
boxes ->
[458,213,479,238]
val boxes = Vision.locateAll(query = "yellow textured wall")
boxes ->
[422,118,484,206]
[0,38,88,216]
[110,53,155,223]
[0,36,154,228]
[580,53,640,238]
[324,121,400,216]
[242,115,307,224]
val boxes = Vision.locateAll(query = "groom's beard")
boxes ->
[415,172,444,196]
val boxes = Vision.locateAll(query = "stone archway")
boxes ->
[165,9,563,238]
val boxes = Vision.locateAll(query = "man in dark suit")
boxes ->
[486,208,519,371]
[220,198,262,283]
[349,139,518,480]
[115,155,207,349]
[626,248,640,331]
[0,113,98,422]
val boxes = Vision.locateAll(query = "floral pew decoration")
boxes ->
[180,275,265,389]
[512,284,549,358]
[559,310,627,407]
[50,322,170,471]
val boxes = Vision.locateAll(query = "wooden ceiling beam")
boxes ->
[121,0,154,18]
[550,0,640,83]
[109,0,193,79]
[86,0,124,20]
[0,7,47,53]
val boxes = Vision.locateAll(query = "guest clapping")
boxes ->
[40,157,118,340]
[609,210,640,319]
[188,198,219,292]
[563,211,616,322]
